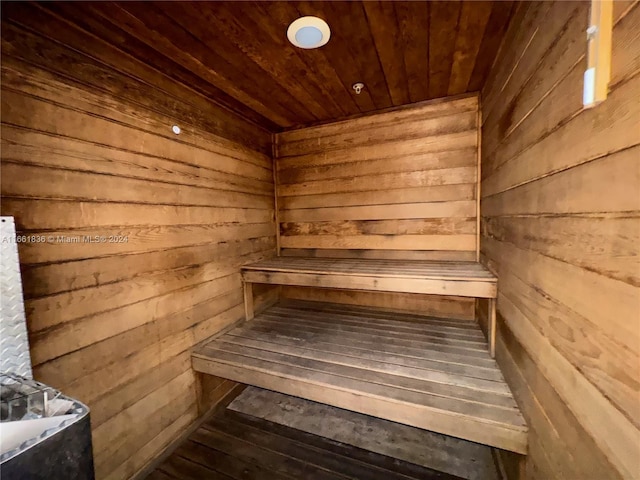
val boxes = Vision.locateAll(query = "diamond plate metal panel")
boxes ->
[1,216,32,379]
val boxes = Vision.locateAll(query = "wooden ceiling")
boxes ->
[29,1,514,131]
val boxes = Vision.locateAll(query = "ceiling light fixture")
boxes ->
[287,16,330,49]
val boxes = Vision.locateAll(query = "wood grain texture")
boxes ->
[281,286,476,321]
[448,1,494,96]
[240,256,498,354]
[4,1,512,130]
[242,257,497,298]
[0,14,277,480]
[276,95,480,315]
[193,300,527,453]
[480,2,640,478]
[152,406,461,480]
[1,2,275,149]
[229,387,500,480]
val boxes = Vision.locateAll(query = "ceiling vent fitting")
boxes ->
[352,83,365,94]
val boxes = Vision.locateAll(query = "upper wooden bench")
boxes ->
[241,257,498,356]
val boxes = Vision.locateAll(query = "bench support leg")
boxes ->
[488,298,496,358]
[243,281,254,321]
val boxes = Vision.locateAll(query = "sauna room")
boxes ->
[0,1,637,479]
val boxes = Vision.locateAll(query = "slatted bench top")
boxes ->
[241,257,497,299]
[192,300,527,454]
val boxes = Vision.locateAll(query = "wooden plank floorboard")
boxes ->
[196,347,522,421]
[192,300,527,452]
[269,303,486,336]
[145,470,175,480]
[174,440,292,480]
[228,387,501,480]
[210,410,460,480]
[218,335,511,394]
[152,406,463,480]
[159,454,236,480]
[259,309,487,343]
[203,341,516,407]
[250,318,490,356]
[224,327,506,383]
[279,298,481,322]
[243,257,496,281]
[207,416,403,480]
[227,324,500,376]
[278,301,481,330]
[252,318,486,349]
[190,424,352,480]
[189,358,528,453]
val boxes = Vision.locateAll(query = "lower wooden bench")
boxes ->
[192,299,528,454]
[241,257,498,356]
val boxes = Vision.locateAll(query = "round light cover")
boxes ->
[287,16,330,49]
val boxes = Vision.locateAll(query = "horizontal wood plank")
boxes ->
[279,184,476,210]
[278,148,476,184]
[244,270,496,298]
[480,1,640,477]
[280,249,477,262]
[281,286,476,320]
[280,234,476,251]
[0,21,277,480]
[281,218,476,236]
[243,256,497,281]
[278,131,477,170]
[278,110,477,157]
[192,300,526,453]
[278,167,476,197]
[275,96,480,314]
[281,201,477,222]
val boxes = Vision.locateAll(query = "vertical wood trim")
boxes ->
[243,281,255,321]
[476,96,485,357]
[273,132,281,256]
[489,297,496,358]
[475,102,484,337]
[476,95,482,262]
[585,0,613,107]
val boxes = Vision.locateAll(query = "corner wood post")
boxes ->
[243,281,254,321]
[488,298,496,358]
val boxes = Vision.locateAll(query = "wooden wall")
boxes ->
[479,1,640,478]
[275,96,480,319]
[1,5,276,480]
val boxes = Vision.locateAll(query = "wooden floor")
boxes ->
[192,300,527,453]
[148,407,462,480]
[229,387,502,480]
